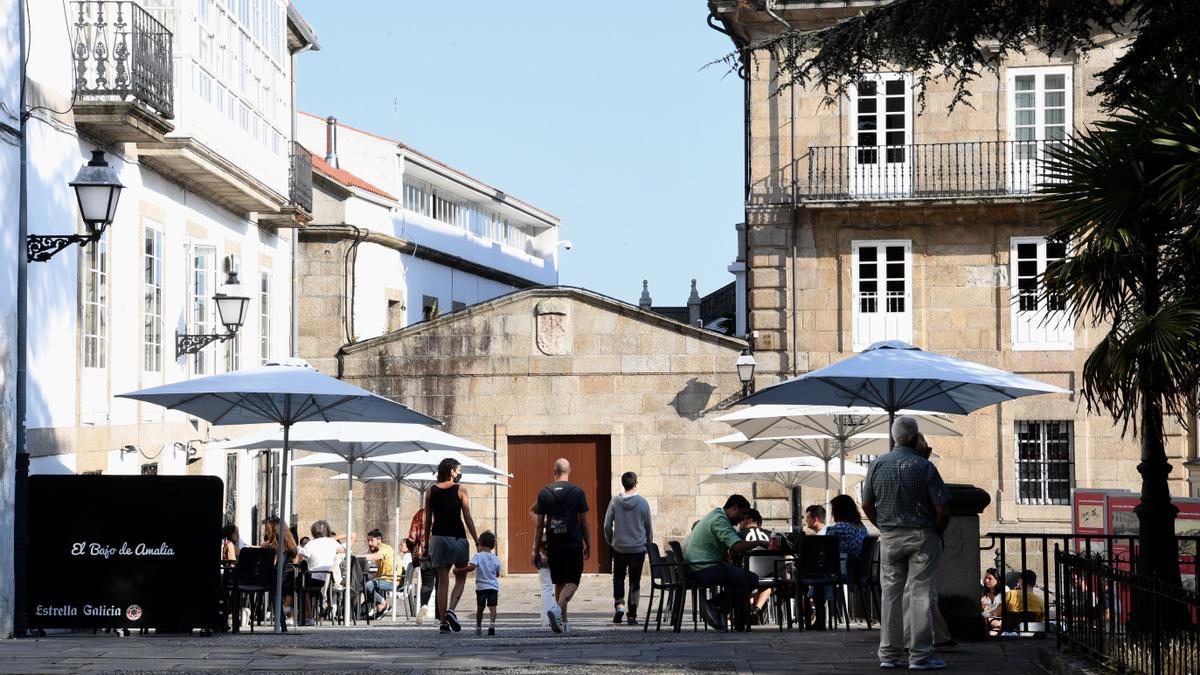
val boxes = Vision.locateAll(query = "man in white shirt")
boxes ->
[298,520,344,625]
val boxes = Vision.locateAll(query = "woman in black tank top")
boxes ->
[422,457,479,632]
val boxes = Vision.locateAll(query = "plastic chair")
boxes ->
[745,551,789,631]
[233,547,276,633]
[831,535,878,630]
[794,535,842,630]
[643,543,680,633]
[668,541,726,633]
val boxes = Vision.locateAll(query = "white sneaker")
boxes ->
[415,606,428,625]
[547,606,563,633]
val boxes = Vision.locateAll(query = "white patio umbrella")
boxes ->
[713,405,960,495]
[738,340,1070,447]
[708,431,889,501]
[219,425,494,626]
[117,359,440,633]
[701,457,867,530]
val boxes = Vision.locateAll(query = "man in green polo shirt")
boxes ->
[684,494,767,632]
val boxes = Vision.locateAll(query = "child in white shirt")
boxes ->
[466,530,501,636]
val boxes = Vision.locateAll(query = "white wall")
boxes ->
[0,0,19,638]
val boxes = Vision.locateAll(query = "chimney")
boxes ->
[687,279,701,326]
[325,116,339,168]
[638,280,652,309]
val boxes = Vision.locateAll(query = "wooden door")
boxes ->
[507,435,611,574]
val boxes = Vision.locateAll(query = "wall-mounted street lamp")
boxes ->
[176,272,251,358]
[27,150,124,262]
[736,349,757,397]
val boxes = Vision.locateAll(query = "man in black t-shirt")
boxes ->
[534,458,590,634]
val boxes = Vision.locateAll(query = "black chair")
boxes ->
[831,535,879,630]
[351,556,373,625]
[667,541,728,633]
[218,560,238,632]
[292,561,328,627]
[233,547,276,633]
[643,544,680,633]
[794,535,842,630]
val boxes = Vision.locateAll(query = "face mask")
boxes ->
[453,473,462,484]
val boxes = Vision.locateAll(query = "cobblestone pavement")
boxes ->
[0,575,1048,674]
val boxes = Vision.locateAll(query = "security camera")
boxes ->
[559,239,573,251]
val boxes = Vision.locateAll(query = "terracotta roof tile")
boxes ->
[310,153,396,201]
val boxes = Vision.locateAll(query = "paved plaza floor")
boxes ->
[0,575,1049,674]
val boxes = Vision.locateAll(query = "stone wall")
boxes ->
[293,287,774,568]
[744,201,1192,531]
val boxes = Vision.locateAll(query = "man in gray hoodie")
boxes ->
[603,471,653,625]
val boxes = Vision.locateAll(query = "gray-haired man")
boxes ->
[862,416,951,671]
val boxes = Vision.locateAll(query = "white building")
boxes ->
[1,0,319,635]
[295,114,560,349]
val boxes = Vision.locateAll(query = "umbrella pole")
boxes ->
[392,477,400,622]
[345,456,353,627]
[888,382,896,450]
[273,423,290,634]
[839,438,847,495]
[823,457,830,508]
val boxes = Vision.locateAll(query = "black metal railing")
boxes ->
[289,142,313,213]
[72,1,174,118]
[805,139,1070,200]
[1056,549,1200,675]
[982,532,1200,637]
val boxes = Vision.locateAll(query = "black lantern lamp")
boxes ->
[27,150,125,262]
[736,349,757,396]
[176,272,251,358]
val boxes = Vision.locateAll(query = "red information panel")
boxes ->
[1072,490,1109,556]
[1107,495,1141,573]
[1176,500,1200,593]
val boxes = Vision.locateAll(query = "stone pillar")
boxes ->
[687,279,701,326]
[638,280,652,309]
[939,483,991,641]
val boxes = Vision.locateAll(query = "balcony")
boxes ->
[804,140,1067,202]
[71,1,174,145]
[258,142,314,229]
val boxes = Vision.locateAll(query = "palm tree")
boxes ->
[1040,81,1200,584]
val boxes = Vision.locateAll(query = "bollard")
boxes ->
[938,483,992,641]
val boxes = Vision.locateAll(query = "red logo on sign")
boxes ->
[126,605,142,621]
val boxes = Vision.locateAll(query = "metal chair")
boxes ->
[745,550,789,631]
[668,540,727,632]
[831,535,879,630]
[794,534,842,630]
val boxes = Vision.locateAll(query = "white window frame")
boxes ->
[259,269,271,365]
[143,223,164,373]
[1006,66,1073,193]
[851,240,912,351]
[190,244,217,374]
[80,231,109,423]
[1010,236,1074,350]
[849,73,914,198]
[1015,419,1074,506]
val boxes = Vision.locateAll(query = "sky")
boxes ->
[292,1,744,306]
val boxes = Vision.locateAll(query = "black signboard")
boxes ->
[28,475,223,631]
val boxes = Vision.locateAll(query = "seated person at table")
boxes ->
[825,495,869,568]
[739,509,772,544]
[738,509,773,621]
[261,517,299,621]
[1004,569,1046,629]
[221,524,240,562]
[297,520,344,625]
[361,529,397,620]
[981,568,1005,636]
[804,504,828,535]
[684,494,768,632]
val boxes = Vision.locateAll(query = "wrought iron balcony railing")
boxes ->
[72,1,173,119]
[289,141,313,213]
[805,139,1069,201]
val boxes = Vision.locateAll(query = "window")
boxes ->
[422,295,439,321]
[192,246,216,374]
[259,269,271,365]
[851,240,912,350]
[141,462,159,476]
[82,232,108,369]
[1007,66,1072,191]
[1010,236,1073,350]
[143,226,163,372]
[224,453,238,527]
[387,299,405,332]
[1015,420,1073,505]
[850,74,912,197]
[451,301,466,312]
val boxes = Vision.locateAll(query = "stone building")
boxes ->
[707,1,1199,531]
[294,286,752,572]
